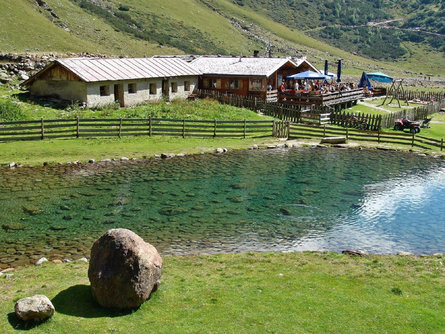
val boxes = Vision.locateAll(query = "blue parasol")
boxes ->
[286,71,329,80]
[366,72,393,83]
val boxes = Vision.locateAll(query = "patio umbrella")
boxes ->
[324,60,328,75]
[358,72,372,89]
[286,71,329,80]
[366,72,393,83]
[336,59,342,83]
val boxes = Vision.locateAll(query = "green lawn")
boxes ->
[1,252,444,333]
[0,136,278,166]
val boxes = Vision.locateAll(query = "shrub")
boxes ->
[118,4,130,11]
[0,100,25,121]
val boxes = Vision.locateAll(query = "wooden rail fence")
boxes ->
[0,117,274,142]
[288,123,444,151]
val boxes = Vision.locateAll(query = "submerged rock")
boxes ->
[88,228,162,309]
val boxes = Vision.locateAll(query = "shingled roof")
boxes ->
[190,56,316,77]
[23,57,201,85]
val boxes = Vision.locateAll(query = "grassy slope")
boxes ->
[1,0,443,77]
[0,0,179,56]
[1,252,444,333]
[206,0,445,77]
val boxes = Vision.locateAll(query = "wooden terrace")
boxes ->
[276,88,364,107]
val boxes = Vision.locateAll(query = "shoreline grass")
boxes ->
[1,252,444,333]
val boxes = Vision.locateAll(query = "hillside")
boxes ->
[0,0,444,78]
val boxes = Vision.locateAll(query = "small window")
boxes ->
[171,82,177,93]
[128,83,137,94]
[205,78,221,89]
[100,85,109,96]
[225,79,243,90]
[149,83,156,95]
[184,81,190,92]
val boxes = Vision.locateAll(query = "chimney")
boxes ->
[253,50,259,58]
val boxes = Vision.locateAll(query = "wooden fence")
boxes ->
[197,89,330,125]
[288,123,444,151]
[0,117,274,142]
[330,111,382,131]
[396,90,445,102]
[380,101,443,129]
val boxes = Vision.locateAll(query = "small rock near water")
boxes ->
[342,250,368,257]
[35,257,48,265]
[15,295,55,322]
[88,228,163,309]
[215,148,224,153]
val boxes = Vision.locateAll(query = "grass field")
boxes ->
[1,252,444,333]
[0,136,278,166]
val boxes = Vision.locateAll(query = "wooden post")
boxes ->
[377,130,380,143]
[40,117,44,140]
[76,116,80,138]
[214,119,217,138]
[243,119,246,139]
[323,124,326,137]
[287,121,290,139]
[272,119,276,136]
[346,127,349,140]
[411,132,415,147]
[149,116,152,136]
[182,119,185,138]
[119,118,122,138]
[441,138,443,152]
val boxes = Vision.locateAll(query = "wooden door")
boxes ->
[162,80,169,99]
[114,84,124,107]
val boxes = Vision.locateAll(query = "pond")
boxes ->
[1,147,444,268]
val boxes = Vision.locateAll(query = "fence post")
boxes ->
[441,138,443,152]
[149,116,152,136]
[214,119,217,138]
[272,119,276,137]
[119,118,122,138]
[411,132,415,147]
[182,119,185,138]
[346,127,349,140]
[286,121,290,139]
[377,130,380,143]
[323,124,326,137]
[243,119,246,139]
[40,117,44,140]
[76,116,80,138]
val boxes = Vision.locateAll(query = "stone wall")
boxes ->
[30,80,87,103]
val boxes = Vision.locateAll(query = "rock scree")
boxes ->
[15,295,55,322]
[88,228,163,309]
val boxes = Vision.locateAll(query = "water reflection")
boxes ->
[0,148,444,268]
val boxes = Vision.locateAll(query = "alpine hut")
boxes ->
[22,57,201,107]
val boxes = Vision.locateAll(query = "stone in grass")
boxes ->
[15,295,55,322]
[88,228,162,309]
[35,257,48,265]
[342,250,368,257]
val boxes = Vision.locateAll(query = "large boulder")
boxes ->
[88,228,162,309]
[15,295,55,322]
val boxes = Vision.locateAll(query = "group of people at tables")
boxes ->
[271,79,356,95]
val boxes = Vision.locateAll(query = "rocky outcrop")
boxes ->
[88,228,162,309]
[15,295,55,322]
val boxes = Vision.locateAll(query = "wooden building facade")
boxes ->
[191,56,318,98]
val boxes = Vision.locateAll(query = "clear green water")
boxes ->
[1,147,444,268]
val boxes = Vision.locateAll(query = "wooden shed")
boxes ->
[22,57,201,108]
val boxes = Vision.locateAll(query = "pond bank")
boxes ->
[1,252,444,333]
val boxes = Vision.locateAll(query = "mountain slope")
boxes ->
[0,0,443,78]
